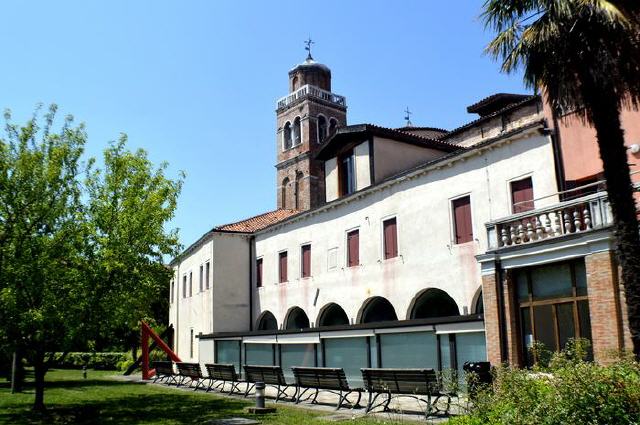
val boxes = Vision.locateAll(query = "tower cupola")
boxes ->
[289,57,332,92]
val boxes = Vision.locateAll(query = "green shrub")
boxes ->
[49,352,132,371]
[455,339,640,425]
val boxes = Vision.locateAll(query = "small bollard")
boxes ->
[255,382,265,408]
[82,365,87,379]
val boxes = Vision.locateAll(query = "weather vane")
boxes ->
[305,37,314,60]
[404,107,413,127]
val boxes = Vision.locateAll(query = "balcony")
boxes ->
[485,190,613,251]
[276,84,347,110]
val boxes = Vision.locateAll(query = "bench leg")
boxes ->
[383,392,391,412]
[336,390,344,411]
[244,383,255,398]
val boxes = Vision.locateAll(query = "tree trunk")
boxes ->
[32,352,46,411]
[584,84,640,358]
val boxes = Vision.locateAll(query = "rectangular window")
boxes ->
[347,229,359,267]
[452,196,473,244]
[511,177,534,213]
[205,262,210,289]
[256,258,263,287]
[301,244,311,278]
[339,150,356,196]
[170,280,174,303]
[189,272,193,297]
[279,251,288,283]
[383,218,398,259]
[182,275,187,298]
[190,329,194,358]
[199,265,204,293]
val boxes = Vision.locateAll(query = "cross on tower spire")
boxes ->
[304,37,314,60]
[404,107,413,127]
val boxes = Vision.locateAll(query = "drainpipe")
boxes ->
[495,260,508,364]
[550,113,567,196]
[249,235,254,331]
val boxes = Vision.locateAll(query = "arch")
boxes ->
[329,118,338,135]
[283,121,293,150]
[408,288,460,320]
[294,171,304,210]
[293,117,301,145]
[317,114,328,143]
[472,287,484,314]
[281,177,290,209]
[257,311,278,331]
[284,306,310,330]
[317,303,350,327]
[359,296,398,324]
[292,76,299,91]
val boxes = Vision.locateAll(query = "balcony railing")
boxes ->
[486,191,612,250]
[276,84,347,110]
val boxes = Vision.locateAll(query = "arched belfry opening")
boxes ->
[317,303,349,327]
[257,311,278,331]
[284,307,310,329]
[409,289,460,319]
[359,297,398,324]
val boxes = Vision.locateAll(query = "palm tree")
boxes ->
[482,0,640,358]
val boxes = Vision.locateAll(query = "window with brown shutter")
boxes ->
[189,272,193,297]
[182,275,187,298]
[301,244,311,278]
[453,196,473,244]
[256,258,263,287]
[170,281,174,303]
[205,262,210,289]
[511,177,534,213]
[383,218,398,259]
[279,251,288,283]
[347,229,360,267]
[199,265,203,292]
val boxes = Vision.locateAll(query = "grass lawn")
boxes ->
[0,369,403,424]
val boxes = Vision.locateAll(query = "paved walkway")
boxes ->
[115,374,468,423]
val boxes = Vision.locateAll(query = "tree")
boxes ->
[0,107,183,410]
[482,1,640,357]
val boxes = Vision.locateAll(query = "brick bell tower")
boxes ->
[275,43,347,211]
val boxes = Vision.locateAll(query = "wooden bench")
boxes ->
[361,368,452,418]
[176,362,206,391]
[292,366,362,410]
[152,361,177,385]
[243,365,294,402]
[204,363,243,394]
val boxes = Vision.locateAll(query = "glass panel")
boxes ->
[439,335,451,370]
[533,304,556,351]
[575,260,588,296]
[245,344,274,366]
[379,332,437,369]
[531,263,573,300]
[556,303,576,351]
[521,307,534,366]
[577,300,593,343]
[456,332,487,389]
[216,340,241,373]
[323,337,368,386]
[516,271,529,302]
[280,344,315,380]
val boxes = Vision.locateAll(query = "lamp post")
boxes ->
[255,382,265,409]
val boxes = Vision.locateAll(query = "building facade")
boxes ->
[168,54,638,380]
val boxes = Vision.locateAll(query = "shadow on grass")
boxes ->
[0,378,132,391]
[0,390,254,424]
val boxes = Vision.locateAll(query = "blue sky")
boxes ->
[0,1,527,248]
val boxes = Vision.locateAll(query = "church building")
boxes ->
[168,49,639,382]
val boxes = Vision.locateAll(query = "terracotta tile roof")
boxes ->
[214,209,301,233]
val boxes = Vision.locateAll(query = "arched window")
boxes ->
[257,311,278,331]
[283,122,293,150]
[317,303,349,327]
[475,291,484,314]
[293,117,301,145]
[329,118,338,135]
[292,76,299,91]
[294,172,303,210]
[409,288,460,319]
[317,115,327,143]
[281,177,289,209]
[285,307,310,329]
[360,297,398,324]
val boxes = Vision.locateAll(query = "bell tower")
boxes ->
[275,44,347,211]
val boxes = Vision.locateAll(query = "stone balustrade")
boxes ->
[277,84,346,110]
[486,191,612,250]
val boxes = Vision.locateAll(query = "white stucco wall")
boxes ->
[325,157,338,202]
[253,129,559,330]
[168,232,251,361]
[354,141,371,190]
[373,136,447,182]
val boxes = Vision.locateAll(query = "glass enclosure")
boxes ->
[323,337,369,386]
[379,331,438,368]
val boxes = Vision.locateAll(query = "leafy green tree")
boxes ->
[0,107,183,410]
[482,0,640,357]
